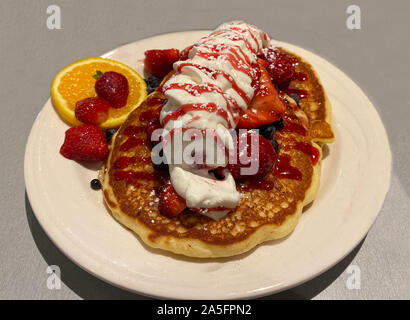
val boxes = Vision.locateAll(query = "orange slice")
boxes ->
[51,57,147,129]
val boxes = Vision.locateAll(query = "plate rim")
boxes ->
[24,30,392,299]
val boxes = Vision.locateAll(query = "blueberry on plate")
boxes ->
[105,129,117,143]
[271,139,280,153]
[259,124,276,140]
[146,75,161,93]
[90,179,102,190]
[289,93,300,104]
[273,118,284,131]
[147,85,156,94]
[147,75,161,87]
[209,168,225,181]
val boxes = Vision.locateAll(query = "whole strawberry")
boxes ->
[227,130,277,180]
[263,48,295,85]
[60,124,109,161]
[75,97,110,125]
[95,71,129,109]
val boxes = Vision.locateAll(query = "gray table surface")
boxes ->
[1,0,409,300]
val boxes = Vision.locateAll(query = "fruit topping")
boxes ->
[105,128,117,144]
[144,49,180,78]
[258,123,276,140]
[145,75,161,94]
[273,118,284,130]
[261,48,295,85]
[289,92,300,104]
[75,97,110,125]
[271,139,280,153]
[51,57,146,129]
[90,179,102,190]
[237,59,285,129]
[60,124,109,161]
[146,117,161,144]
[95,71,129,109]
[227,130,277,180]
[158,180,187,218]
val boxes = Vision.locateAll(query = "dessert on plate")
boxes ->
[54,21,334,258]
[102,21,334,257]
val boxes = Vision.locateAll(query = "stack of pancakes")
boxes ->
[102,48,334,258]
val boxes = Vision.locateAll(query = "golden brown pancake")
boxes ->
[102,48,334,258]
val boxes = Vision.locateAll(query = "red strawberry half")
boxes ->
[95,71,129,109]
[144,49,180,78]
[226,130,277,180]
[262,47,295,85]
[75,97,110,125]
[237,59,285,129]
[60,124,109,161]
[158,180,186,218]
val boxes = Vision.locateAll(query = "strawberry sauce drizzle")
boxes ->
[161,82,239,127]
[161,103,232,128]
[114,170,155,183]
[119,137,147,152]
[282,114,307,136]
[238,180,274,191]
[123,125,145,136]
[176,62,251,105]
[284,142,320,165]
[114,156,151,169]
[274,154,302,180]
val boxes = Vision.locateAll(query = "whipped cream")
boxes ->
[160,21,271,219]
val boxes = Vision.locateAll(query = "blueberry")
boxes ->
[271,139,280,153]
[273,118,284,131]
[147,75,161,88]
[210,169,225,181]
[147,85,156,94]
[146,76,161,94]
[105,129,117,144]
[289,93,300,104]
[259,124,276,140]
[90,179,102,190]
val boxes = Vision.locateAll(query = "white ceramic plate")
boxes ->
[24,31,391,299]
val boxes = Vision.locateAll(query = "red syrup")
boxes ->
[238,180,275,191]
[114,170,155,183]
[273,154,302,180]
[285,88,309,99]
[161,103,232,128]
[123,125,145,136]
[119,137,147,152]
[291,142,319,165]
[114,156,151,169]
[291,72,308,81]
[281,114,307,136]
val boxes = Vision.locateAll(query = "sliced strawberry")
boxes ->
[226,130,277,180]
[158,180,186,218]
[75,97,110,125]
[144,49,180,78]
[262,47,296,85]
[237,109,280,129]
[237,59,285,129]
